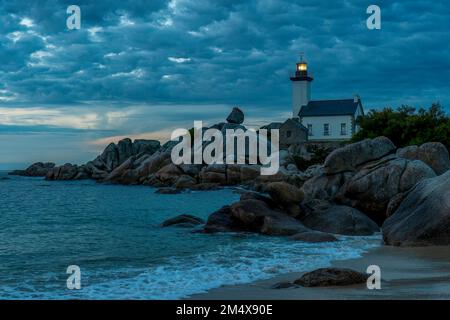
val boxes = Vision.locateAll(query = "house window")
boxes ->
[341,123,347,135]
[286,130,292,138]
[323,123,330,136]
[307,124,313,136]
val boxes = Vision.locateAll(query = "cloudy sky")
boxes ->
[0,0,449,169]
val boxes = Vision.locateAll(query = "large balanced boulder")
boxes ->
[397,142,450,175]
[382,171,450,246]
[226,107,244,124]
[294,268,368,287]
[301,204,379,236]
[323,137,396,174]
[9,162,55,177]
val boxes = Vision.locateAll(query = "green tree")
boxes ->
[352,103,450,150]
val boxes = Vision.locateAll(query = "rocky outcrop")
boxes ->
[323,137,396,174]
[382,171,450,246]
[45,138,161,182]
[161,214,205,227]
[294,268,368,287]
[226,107,244,124]
[231,199,308,236]
[265,182,304,217]
[9,162,55,177]
[300,137,438,225]
[397,142,450,175]
[46,163,88,180]
[204,199,310,236]
[301,203,379,236]
[203,206,240,233]
[239,191,277,208]
[155,163,184,185]
[336,156,436,224]
[174,175,197,189]
[199,164,227,185]
[301,171,351,201]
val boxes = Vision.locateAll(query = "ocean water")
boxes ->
[0,171,380,299]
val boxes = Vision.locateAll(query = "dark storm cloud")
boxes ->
[0,0,448,109]
[1,0,450,167]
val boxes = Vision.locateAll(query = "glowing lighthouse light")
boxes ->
[297,62,307,72]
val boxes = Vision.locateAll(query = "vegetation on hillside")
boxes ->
[293,145,331,171]
[352,103,450,150]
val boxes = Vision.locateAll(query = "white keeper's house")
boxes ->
[290,58,364,141]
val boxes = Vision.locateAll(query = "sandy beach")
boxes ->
[189,245,450,300]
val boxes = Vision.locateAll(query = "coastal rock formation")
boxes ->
[9,162,55,177]
[47,138,161,182]
[265,182,304,217]
[239,191,277,208]
[174,175,197,189]
[155,163,184,185]
[203,199,309,236]
[301,171,352,201]
[199,164,227,185]
[397,142,450,175]
[203,205,240,233]
[301,204,379,236]
[323,137,396,174]
[162,214,205,228]
[46,163,88,180]
[294,268,368,287]
[231,199,308,235]
[9,108,299,190]
[226,107,244,124]
[300,137,438,224]
[382,171,450,246]
[336,157,436,224]
[203,197,344,240]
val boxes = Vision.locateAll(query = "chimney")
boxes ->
[354,94,360,103]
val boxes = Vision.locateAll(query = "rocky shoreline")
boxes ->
[10,109,450,249]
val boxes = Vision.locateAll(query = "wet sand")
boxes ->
[189,246,450,300]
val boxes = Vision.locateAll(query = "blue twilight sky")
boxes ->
[0,0,449,169]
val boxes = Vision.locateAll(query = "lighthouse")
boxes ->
[290,57,313,118]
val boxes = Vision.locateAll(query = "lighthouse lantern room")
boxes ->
[290,56,313,118]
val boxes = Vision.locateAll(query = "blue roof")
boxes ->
[299,99,361,117]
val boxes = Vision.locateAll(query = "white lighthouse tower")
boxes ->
[290,56,313,118]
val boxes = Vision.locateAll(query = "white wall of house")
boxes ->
[354,104,364,134]
[301,114,355,141]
